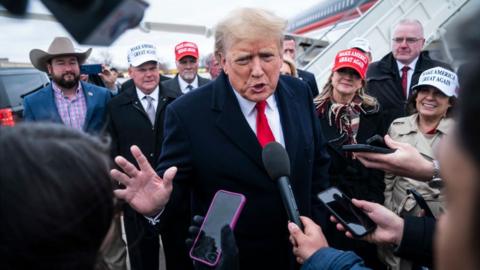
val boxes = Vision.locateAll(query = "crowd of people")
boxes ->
[1,4,480,270]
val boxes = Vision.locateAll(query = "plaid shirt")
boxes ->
[52,82,87,131]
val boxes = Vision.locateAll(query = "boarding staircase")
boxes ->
[304,0,471,88]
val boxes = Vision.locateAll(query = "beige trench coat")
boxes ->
[380,113,454,270]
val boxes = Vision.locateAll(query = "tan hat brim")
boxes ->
[29,48,92,73]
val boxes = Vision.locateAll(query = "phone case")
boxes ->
[317,187,376,238]
[189,190,246,266]
[342,144,395,154]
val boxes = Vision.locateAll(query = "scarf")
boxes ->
[317,95,366,145]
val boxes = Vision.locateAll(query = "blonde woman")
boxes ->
[314,48,388,269]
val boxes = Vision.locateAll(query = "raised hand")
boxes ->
[110,145,176,216]
[288,216,329,264]
[331,199,404,246]
[354,135,433,181]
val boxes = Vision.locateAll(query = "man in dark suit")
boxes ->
[162,41,210,95]
[110,8,330,270]
[23,36,110,134]
[366,19,451,125]
[283,35,320,97]
[107,42,181,270]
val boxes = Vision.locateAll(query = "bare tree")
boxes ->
[98,50,114,66]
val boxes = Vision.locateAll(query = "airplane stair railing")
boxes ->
[304,0,471,89]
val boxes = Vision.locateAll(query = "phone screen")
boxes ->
[190,190,246,266]
[318,187,376,237]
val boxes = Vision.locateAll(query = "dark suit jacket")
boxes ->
[366,51,451,125]
[297,69,319,97]
[318,102,388,269]
[161,74,210,94]
[23,81,111,134]
[106,83,180,270]
[156,72,330,269]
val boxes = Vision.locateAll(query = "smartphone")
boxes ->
[80,64,102,75]
[317,187,376,238]
[189,190,246,266]
[407,189,435,219]
[342,144,395,154]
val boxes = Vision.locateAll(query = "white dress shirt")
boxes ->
[232,87,285,147]
[136,86,160,111]
[397,57,419,97]
[178,75,199,94]
[136,86,163,224]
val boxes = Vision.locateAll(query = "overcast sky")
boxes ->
[0,0,322,69]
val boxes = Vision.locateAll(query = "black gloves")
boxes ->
[185,215,239,270]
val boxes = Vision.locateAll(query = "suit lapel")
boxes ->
[275,79,300,164]
[44,85,63,123]
[173,75,182,94]
[82,82,96,129]
[213,73,264,169]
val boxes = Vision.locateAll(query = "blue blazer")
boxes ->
[23,81,111,134]
[156,72,330,269]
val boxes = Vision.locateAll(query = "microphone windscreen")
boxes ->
[262,142,291,179]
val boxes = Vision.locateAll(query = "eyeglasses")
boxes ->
[392,37,423,44]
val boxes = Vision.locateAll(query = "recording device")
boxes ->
[407,189,435,219]
[262,142,303,230]
[189,190,246,267]
[40,0,149,45]
[80,64,102,75]
[317,187,376,238]
[342,134,395,154]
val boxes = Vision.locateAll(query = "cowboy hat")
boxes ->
[29,37,92,73]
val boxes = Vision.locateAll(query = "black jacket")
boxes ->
[395,216,435,268]
[366,51,450,125]
[106,83,183,270]
[155,71,330,270]
[298,68,320,97]
[319,103,388,269]
[161,74,211,94]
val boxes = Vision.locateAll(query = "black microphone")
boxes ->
[262,142,303,230]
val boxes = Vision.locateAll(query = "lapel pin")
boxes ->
[88,92,93,96]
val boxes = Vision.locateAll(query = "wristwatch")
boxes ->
[428,160,443,188]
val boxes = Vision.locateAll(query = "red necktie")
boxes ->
[401,66,410,98]
[256,100,275,147]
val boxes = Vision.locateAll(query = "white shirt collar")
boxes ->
[229,84,285,147]
[232,88,277,117]
[178,75,199,93]
[136,86,159,101]
[397,56,419,73]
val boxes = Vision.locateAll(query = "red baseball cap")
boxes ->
[332,48,369,79]
[175,41,199,61]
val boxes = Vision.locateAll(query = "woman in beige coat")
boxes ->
[381,66,458,270]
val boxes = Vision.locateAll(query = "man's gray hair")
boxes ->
[391,18,424,38]
[214,8,286,59]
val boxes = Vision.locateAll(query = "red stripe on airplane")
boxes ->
[293,1,377,35]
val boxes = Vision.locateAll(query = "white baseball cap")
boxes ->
[348,37,371,53]
[412,67,459,97]
[127,43,158,67]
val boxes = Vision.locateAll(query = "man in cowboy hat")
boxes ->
[23,36,111,134]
